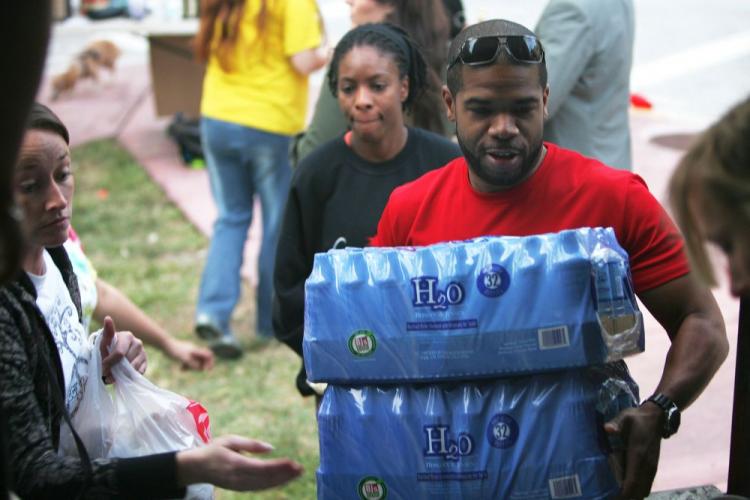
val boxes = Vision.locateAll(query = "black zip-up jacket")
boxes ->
[0,246,183,499]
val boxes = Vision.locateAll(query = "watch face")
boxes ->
[647,394,681,438]
[665,405,681,436]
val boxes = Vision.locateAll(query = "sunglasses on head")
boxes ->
[448,35,545,69]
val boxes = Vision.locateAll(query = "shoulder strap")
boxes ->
[41,355,93,493]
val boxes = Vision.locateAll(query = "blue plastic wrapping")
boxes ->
[317,364,638,500]
[304,227,644,383]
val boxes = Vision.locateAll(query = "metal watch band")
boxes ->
[645,393,681,438]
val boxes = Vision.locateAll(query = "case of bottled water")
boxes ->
[316,364,637,500]
[304,227,643,383]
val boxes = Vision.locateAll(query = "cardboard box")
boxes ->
[147,30,204,118]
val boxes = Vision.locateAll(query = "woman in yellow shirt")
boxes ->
[193,0,328,358]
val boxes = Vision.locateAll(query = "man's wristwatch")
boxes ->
[644,393,681,438]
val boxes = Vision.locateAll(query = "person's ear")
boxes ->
[542,84,550,120]
[400,76,409,103]
[443,85,456,122]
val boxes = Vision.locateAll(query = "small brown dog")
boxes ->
[51,40,121,100]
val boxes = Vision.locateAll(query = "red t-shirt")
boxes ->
[371,143,688,293]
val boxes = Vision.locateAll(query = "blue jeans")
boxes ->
[197,117,291,337]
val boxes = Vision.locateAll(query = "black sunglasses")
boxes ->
[448,35,545,69]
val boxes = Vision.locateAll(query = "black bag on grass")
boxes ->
[167,113,204,165]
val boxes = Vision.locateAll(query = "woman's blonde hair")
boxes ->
[669,95,750,286]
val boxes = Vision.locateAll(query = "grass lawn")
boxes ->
[71,139,319,499]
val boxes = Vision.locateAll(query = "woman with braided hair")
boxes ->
[292,0,454,164]
[273,23,461,399]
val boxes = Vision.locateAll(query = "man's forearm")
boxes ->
[654,312,728,409]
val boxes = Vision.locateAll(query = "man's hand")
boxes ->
[604,403,663,499]
[614,273,728,498]
[99,315,147,383]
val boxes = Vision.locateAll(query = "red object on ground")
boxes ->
[630,93,653,110]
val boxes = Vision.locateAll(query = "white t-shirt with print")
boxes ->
[27,249,90,415]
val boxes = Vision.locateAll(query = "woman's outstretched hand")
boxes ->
[176,435,303,491]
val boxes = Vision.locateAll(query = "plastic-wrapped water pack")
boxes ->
[304,227,643,383]
[317,364,637,500]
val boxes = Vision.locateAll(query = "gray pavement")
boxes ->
[38,0,750,495]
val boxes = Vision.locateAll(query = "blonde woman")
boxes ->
[669,95,750,299]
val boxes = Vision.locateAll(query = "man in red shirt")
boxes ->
[371,19,728,499]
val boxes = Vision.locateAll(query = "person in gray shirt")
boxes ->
[536,0,635,170]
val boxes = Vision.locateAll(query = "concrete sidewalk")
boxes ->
[38,22,740,496]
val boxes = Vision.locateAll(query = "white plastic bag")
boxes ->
[59,337,114,459]
[61,332,214,499]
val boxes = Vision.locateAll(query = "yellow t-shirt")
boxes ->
[200,0,323,135]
